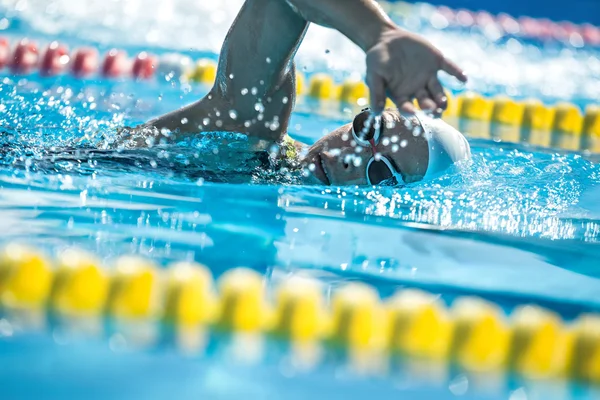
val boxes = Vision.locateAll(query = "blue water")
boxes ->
[1,1,600,398]
[1,71,600,399]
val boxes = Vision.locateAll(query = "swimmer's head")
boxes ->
[301,109,429,186]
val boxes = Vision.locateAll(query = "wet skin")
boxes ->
[132,0,464,185]
[302,110,429,186]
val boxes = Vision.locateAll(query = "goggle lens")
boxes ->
[367,158,398,185]
[352,108,380,145]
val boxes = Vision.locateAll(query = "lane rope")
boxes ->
[1,243,599,383]
[0,36,598,153]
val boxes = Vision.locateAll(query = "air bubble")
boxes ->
[181,117,188,124]
[266,57,271,63]
[241,88,248,95]
[229,110,238,120]
[229,73,235,79]
[203,117,210,126]
[254,102,265,113]
[251,87,258,95]
[400,139,408,147]
[282,96,288,104]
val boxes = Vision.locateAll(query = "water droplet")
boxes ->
[449,374,469,396]
[269,121,280,131]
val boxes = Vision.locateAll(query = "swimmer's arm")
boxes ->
[141,0,308,143]
[285,0,394,51]
[286,0,467,114]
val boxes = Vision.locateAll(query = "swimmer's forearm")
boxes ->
[285,0,398,51]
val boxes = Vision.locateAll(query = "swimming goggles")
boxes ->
[351,108,405,186]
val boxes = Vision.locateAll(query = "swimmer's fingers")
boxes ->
[427,77,448,111]
[441,57,467,83]
[367,73,386,115]
[396,98,416,114]
[388,83,416,114]
[415,89,437,112]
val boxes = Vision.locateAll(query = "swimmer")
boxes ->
[126,0,471,186]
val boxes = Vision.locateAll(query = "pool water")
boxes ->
[0,0,600,398]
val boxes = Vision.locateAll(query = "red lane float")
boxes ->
[0,38,9,70]
[475,11,495,29]
[582,24,600,46]
[40,41,69,76]
[497,13,520,35]
[455,9,475,27]
[101,49,128,78]
[11,39,38,74]
[518,17,542,38]
[132,51,157,79]
[534,18,555,40]
[437,6,456,24]
[71,47,99,77]
[431,5,600,46]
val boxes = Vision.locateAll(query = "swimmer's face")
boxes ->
[302,110,429,186]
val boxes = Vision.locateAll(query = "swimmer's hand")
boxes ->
[366,28,467,115]
[285,0,466,115]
